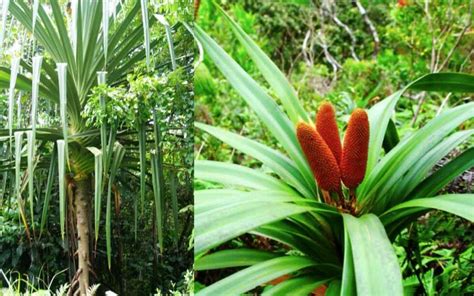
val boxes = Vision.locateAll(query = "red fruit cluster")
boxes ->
[296,122,342,193]
[296,102,369,194]
[341,109,369,189]
[316,102,342,164]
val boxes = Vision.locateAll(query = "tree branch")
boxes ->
[354,0,380,58]
[436,0,473,72]
[322,1,359,61]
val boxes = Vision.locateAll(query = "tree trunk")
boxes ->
[75,177,91,296]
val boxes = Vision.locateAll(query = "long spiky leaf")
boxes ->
[106,142,125,269]
[57,140,66,239]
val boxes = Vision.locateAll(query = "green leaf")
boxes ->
[253,221,340,264]
[97,72,108,172]
[0,171,8,206]
[57,140,67,240]
[7,58,20,152]
[81,2,104,94]
[409,73,474,93]
[325,280,342,296]
[49,1,77,76]
[410,148,474,198]
[392,130,473,202]
[105,125,117,178]
[0,67,56,101]
[216,4,309,124]
[57,63,70,170]
[108,1,141,52]
[195,249,279,271]
[155,14,176,70]
[140,0,150,68]
[342,214,403,295]
[196,189,303,214]
[365,90,402,175]
[102,0,109,63]
[341,223,356,296]
[151,151,164,253]
[262,275,329,296]
[137,122,146,237]
[195,200,308,254]
[9,2,63,64]
[106,142,125,269]
[32,0,39,32]
[14,132,23,202]
[365,73,474,177]
[382,119,399,153]
[40,148,57,235]
[196,122,314,198]
[170,171,179,246]
[24,56,43,231]
[152,110,165,252]
[360,102,474,213]
[381,194,474,225]
[195,160,296,193]
[26,131,35,230]
[87,147,103,241]
[197,256,316,296]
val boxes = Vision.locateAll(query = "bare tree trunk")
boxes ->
[75,177,91,296]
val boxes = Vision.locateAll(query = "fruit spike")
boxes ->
[296,122,342,193]
[316,101,342,164]
[340,108,370,189]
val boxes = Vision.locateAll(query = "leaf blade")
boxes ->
[342,214,403,295]
[197,256,317,296]
[216,4,309,124]
[192,24,315,195]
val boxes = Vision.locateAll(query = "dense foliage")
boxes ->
[194,0,473,295]
[0,1,194,295]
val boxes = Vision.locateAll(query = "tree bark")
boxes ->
[75,177,91,296]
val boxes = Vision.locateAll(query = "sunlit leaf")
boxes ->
[40,147,57,234]
[102,0,109,64]
[343,214,403,295]
[7,57,20,152]
[381,194,474,225]
[57,139,66,239]
[215,4,309,124]
[106,142,125,269]
[197,256,317,296]
[57,63,69,169]
[155,14,176,70]
[87,147,103,241]
[195,249,279,271]
[170,170,179,246]
[140,0,150,67]
[26,131,35,230]
[32,0,39,32]
[151,151,163,253]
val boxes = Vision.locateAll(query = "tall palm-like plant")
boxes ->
[0,1,183,294]
[193,6,474,295]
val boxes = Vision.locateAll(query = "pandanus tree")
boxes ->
[193,6,474,295]
[0,1,185,294]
